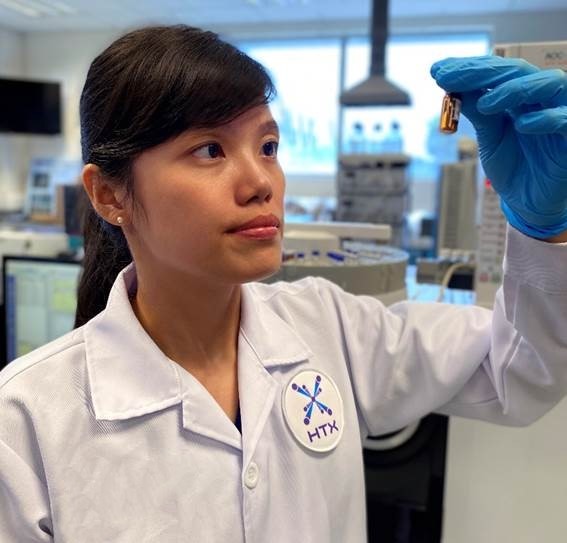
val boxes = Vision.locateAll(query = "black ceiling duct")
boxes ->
[340,0,411,107]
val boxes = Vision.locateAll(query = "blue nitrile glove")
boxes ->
[431,56,567,239]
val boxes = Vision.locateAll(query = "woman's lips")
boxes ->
[230,225,279,240]
[228,213,281,239]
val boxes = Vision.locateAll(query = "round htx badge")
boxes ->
[282,369,344,453]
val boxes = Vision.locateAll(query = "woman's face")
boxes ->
[127,104,285,286]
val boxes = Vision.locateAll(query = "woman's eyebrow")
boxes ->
[258,120,280,136]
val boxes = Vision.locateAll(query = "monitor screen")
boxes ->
[0,77,61,135]
[3,256,82,365]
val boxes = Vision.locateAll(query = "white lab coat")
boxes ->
[1,226,567,543]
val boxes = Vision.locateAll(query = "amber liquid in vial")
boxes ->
[440,93,462,134]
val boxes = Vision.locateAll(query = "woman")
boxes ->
[1,25,567,542]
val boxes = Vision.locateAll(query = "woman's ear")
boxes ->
[82,164,129,226]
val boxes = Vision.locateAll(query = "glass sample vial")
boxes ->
[439,93,462,134]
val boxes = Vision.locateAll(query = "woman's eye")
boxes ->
[193,143,223,159]
[262,141,279,157]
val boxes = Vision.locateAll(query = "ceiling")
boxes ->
[0,0,566,33]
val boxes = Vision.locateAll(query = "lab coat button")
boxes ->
[244,462,259,489]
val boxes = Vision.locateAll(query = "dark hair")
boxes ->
[74,25,276,328]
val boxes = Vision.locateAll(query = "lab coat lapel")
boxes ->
[237,284,312,465]
[237,335,278,466]
[179,368,243,451]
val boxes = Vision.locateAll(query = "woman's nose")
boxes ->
[234,157,274,205]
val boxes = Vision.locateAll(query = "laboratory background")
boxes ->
[1,0,567,542]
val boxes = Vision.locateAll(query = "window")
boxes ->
[239,39,341,178]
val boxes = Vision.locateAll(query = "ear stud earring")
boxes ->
[117,216,124,225]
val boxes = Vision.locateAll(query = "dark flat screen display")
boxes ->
[0,77,61,135]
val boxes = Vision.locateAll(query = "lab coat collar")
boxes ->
[84,264,182,422]
[239,282,313,369]
[84,265,312,424]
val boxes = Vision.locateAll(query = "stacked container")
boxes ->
[335,152,410,247]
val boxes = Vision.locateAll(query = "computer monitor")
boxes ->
[2,256,82,367]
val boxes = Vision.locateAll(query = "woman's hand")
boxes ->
[431,55,567,239]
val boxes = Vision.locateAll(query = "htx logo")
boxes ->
[307,420,340,443]
[291,374,333,426]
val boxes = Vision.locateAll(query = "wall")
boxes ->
[220,8,567,43]
[23,30,123,165]
[0,27,26,210]
[443,400,567,543]
[0,29,121,211]
[392,9,567,43]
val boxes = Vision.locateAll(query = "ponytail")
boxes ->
[74,200,132,328]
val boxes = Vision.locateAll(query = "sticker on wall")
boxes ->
[282,369,344,453]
